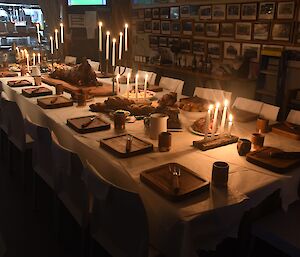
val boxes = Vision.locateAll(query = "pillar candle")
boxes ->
[33,53,36,66]
[98,22,102,51]
[144,74,148,99]
[211,102,220,140]
[119,32,123,60]
[50,36,54,54]
[116,74,120,95]
[112,38,116,67]
[204,105,213,140]
[106,31,110,60]
[55,29,59,50]
[37,53,41,64]
[60,23,64,44]
[125,23,128,52]
[228,114,233,136]
[135,74,139,99]
[220,99,229,134]
[16,47,20,59]
[126,73,130,98]
[36,23,40,44]
[26,54,29,72]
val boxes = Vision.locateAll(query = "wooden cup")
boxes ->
[251,133,265,150]
[212,161,229,187]
[256,118,269,133]
[237,138,251,156]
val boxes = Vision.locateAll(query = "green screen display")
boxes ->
[68,0,107,6]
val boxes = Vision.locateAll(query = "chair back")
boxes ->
[260,103,280,121]
[232,97,263,114]
[114,66,132,77]
[64,56,77,65]
[287,109,300,125]
[87,59,100,71]
[194,87,232,104]
[84,161,149,257]
[159,77,184,94]
[51,132,89,227]
[0,97,9,134]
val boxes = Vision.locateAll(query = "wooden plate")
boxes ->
[67,115,110,134]
[8,79,32,87]
[22,87,53,98]
[37,96,73,109]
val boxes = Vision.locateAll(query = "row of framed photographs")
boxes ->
[149,36,262,61]
[139,20,297,42]
[135,1,297,21]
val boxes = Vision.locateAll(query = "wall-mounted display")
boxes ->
[193,40,206,55]
[144,21,152,33]
[170,6,180,19]
[212,5,226,20]
[221,23,235,37]
[271,22,292,41]
[182,20,193,36]
[152,20,161,34]
[207,42,222,59]
[180,5,190,18]
[194,22,205,36]
[242,43,261,62]
[277,1,295,19]
[254,23,270,40]
[161,21,171,35]
[258,2,275,20]
[241,3,257,20]
[149,35,158,48]
[152,8,160,19]
[181,38,192,53]
[145,8,152,20]
[171,21,181,35]
[199,5,212,20]
[224,42,241,59]
[206,23,220,37]
[160,7,170,19]
[236,22,252,40]
[159,36,168,47]
[227,4,240,20]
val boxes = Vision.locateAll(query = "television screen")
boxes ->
[68,0,107,6]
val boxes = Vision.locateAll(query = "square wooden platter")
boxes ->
[22,87,53,98]
[37,96,73,109]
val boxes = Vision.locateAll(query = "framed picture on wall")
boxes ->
[159,37,168,47]
[206,23,220,37]
[194,22,205,36]
[224,42,241,59]
[152,20,161,34]
[241,3,257,20]
[170,6,180,19]
[193,40,206,55]
[277,1,295,19]
[171,21,181,35]
[161,21,171,35]
[137,9,145,19]
[149,35,158,49]
[144,8,152,20]
[271,22,292,41]
[182,20,193,36]
[220,23,235,37]
[181,38,192,53]
[242,43,261,62]
[253,23,270,40]
[212,4,226,20]
[199,5,212,20]
[227,4,240,20]
[152,8,160,19]
[168,37,180,48]
[190,5,200,17]
[136,21,144,33]
[160,7,170,19]
[207,42,222,59]
[258,2,275,20]
[180,5,190,18]
[144,21,152,33]
[236,22,252,40]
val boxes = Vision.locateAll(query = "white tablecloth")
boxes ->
[1,75,300,257]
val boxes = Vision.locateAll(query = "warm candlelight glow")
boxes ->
[37,53,41,64]
[144,74,148,99]
[224,99,229,107]
[116,74,120,95]
[55,29,59,50]
[98,21,103,51]
[125,23,128,52]
[228,114,233,136]
[106,31,110,60]
[220,100,229,134]
[60,23,64,44]
[119,32,123,60]
[126,72,131,98]
[229,114,233,122]
[50,36,54,54]
[211,102,220,140]
[112,38,116,67]
[135,73,139,99]
[33,53,36,66]
[36,23,40,43]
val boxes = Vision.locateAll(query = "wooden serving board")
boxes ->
[246,147,300,173]
[37,96,73,109]
[8,79,32,87]
[67,115,111,134]
[22,87,53,98]
[231,107,258,122]
[0,71,18,78]
[140,163,210,201]
[271,123,300,140]
[100,134,153,158]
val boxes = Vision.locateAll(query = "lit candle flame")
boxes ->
[229,114,233,122]
[224,99,229,107]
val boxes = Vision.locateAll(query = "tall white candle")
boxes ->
[26,54,29,72]
[33,53,36,66]
[228,114,233,136]
[36,23,40,43]
[211,102,220,140]
[55,29,59,50]
[220,99,229,134]
[135,74,139,99]
[60,23,64,44]
[144,74,148,99]
[50,36,54,54]
[126,72,130,98]
[98,22,102,51]
[16,47,20,59]
[20,50,24,59]
[125,23,128,52]
[37,53,41,64]
[204,104,213,140]
[112,38,116,67]
[116,74,120,95]
[106,31,110,60]
[119,32,123,60]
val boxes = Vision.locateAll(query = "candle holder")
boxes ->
[193,134,239,151]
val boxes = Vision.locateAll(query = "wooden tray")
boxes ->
[0,71,18,78]
[37,96,73,109]
[193,135,239,151]
[231,107,258,122]
[22,87,53,98]
[100,134,153,158]
[67,115,111,134]
[246,147,300,174]
[140,163,210,201]
[271,122,300,140]
[8,79,32,87]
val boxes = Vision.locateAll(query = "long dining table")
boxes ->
[1,75,300,257]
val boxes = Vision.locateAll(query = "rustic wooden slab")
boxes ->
[246,147,300,173]
[100,134,153,158]
[67,115,111,134]
[8,79,32,87]
[37,96,73,109]
[140,163,210,201]
[271,122,300,140]
[22,87,53,98]
[0,71,18,78]
[193,135,239,151]
[231,107,259,122]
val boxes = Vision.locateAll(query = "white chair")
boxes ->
[84,161,149,257]
[65,56,77,65]
[194,87,232,104]
[149,72,157,85]
[260,103,280,121]
[232,97,263,114]
[159,77,184,94]
[87,59,100,72]
[114,66,132,77]
[287,109,300,125]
